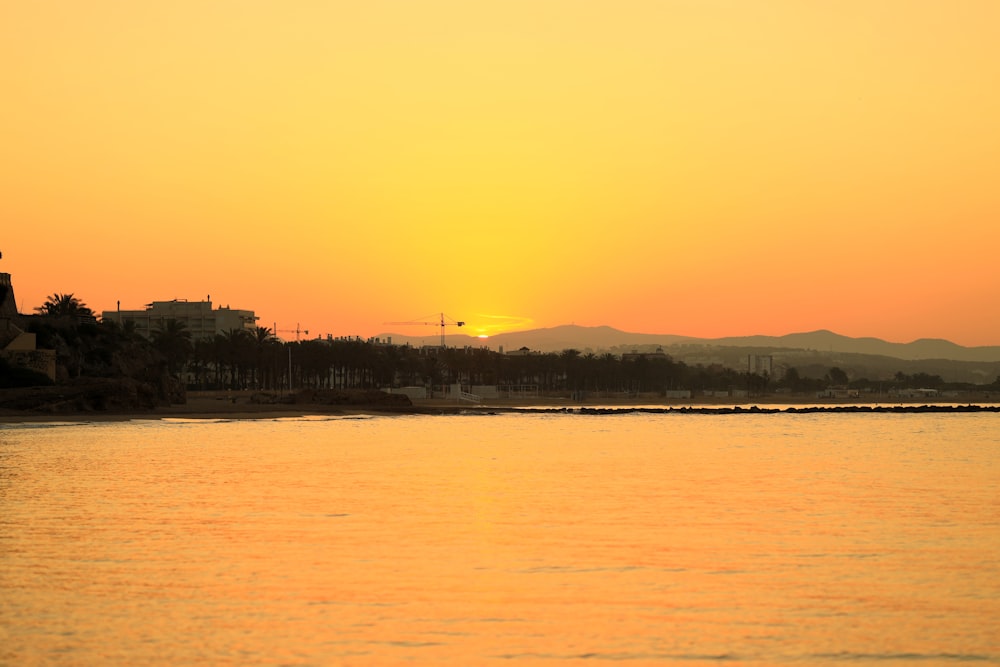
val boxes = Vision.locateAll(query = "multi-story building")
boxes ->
[101,299,258,340]
[748,354,774,377]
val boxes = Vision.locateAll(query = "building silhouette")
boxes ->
[1,253,57,380]
[102,299,258,339]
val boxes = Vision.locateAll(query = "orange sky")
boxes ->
[2,1,998,346]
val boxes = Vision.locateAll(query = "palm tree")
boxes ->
[190,338,215,389]
[251,326,274,389]
[151,319,193,376]
[599,353,619,394]
[560,349,581,393]
[219,329,253,389]
[35,293,94,318]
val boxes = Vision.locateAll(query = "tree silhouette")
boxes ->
[35,293,93,318]
[251,326,276,389]
[825,367,849,386]
[151,319,193,375]
[190,338,215,389]
[218,329,254,390]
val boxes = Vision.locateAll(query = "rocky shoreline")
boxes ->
[565,404,1000,415]
[0,383,415,422]
[2,382,999,424]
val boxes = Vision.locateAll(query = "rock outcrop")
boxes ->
[0,376,184,415]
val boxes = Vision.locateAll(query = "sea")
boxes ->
[1,410,998,666]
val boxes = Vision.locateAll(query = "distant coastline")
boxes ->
[2,390,998,424]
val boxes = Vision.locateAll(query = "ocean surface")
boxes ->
[1,411,998,666]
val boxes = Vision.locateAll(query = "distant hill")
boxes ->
[482,325,691,354]
[377,325,684,355]
[378,325,1000,363]
[693,330,1000,363]
[374,325,1000,384]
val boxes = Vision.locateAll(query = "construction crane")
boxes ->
[384,313,465,348]
[272,322,309,341]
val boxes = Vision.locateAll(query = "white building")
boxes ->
[748,354,773,376]
[101,299,258,340]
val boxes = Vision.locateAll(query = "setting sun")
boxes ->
[2,1,998,345]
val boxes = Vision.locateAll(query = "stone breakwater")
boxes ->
[502,404,1000,415]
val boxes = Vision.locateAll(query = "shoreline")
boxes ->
[2,392,999,424]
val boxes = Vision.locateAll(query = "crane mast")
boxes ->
[272,322,308,341]
[384,312,465,348]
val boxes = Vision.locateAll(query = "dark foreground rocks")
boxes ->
[0,376,185,415]
[0,385,411,418]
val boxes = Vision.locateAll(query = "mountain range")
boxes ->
[375,325,1000,384]
[379,325,1000,363]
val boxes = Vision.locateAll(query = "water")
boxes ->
[1,412,998,665]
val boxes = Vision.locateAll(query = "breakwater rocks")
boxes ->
[505,404,1000,415]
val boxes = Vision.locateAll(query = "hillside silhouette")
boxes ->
[379,325,1000,362]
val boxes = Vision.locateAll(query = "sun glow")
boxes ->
[466,314,536,337]
[2,1,998,345]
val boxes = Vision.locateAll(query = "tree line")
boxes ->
[9,293,999,395]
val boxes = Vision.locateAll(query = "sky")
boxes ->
[2,1,998,346]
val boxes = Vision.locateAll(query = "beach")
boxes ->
[2,388,998,423]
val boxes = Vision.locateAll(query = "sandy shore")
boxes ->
[1,390,998,424]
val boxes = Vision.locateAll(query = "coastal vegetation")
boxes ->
[6,295,1000,403]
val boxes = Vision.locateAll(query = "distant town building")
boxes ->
[664,389,692,399]
[817,388,861,399]
[621,347,670,362]
[101,299,258,340]
[748,354,773,376]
